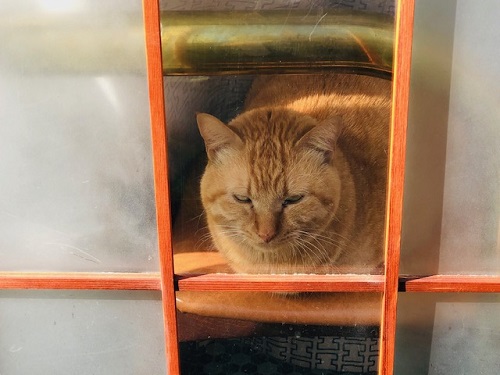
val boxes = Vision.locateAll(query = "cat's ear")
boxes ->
[197,113,243,161]
[297,116,343,163]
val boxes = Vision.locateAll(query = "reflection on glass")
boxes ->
[395,293,500,375]
[401,0,500,274]
[160,10,393,76]
[0,290,165,375]
[177,292,381,374]
[0,0,158,271]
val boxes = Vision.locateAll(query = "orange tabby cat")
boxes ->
[197,73,390,274]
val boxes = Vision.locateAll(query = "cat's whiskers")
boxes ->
[304,231,352,256]
[316,229,359,256]
[215,224,255,249]
[187,211,205,224]
[295,236,329,267]
[298,231,343,268]
[195,229,216,251]
[295,230,343,250]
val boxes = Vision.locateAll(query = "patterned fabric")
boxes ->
[180,333,379,374]
[248,336,379,373]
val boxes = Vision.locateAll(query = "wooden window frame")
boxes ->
[1,1,499,374]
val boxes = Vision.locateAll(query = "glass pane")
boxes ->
[164,1,395,275]
[0,290,165,375]
[0,0,158,272]
[395,293,500,375]
[401,0,500,274]
[177,292,382,374]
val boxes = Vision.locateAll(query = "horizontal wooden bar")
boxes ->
[0,272,161,290]
[1,272,499,293]
[176,273,500,293]
[402,275,500,293]
[175,273,385,292]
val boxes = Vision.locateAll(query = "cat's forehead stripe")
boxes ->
[247,132,290,195]
[233,109,314,195]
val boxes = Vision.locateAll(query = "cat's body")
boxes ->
[196,74,391,274]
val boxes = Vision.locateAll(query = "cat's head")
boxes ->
[197,109,344,273]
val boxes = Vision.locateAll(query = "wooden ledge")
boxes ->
[0,272,161,290]
[401,275,500,293]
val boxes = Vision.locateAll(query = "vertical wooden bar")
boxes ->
[380,1,415,374]
[142,1,180,374]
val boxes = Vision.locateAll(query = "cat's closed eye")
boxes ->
[282,195,304,206]
[233,194,252,203]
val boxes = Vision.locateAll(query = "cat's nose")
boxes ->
[258,229,276,243]
[255,213,278,243]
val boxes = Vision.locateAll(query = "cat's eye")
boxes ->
[233,194,252,203]
[282,195,304,206]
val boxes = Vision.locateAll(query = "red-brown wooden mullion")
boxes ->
[142,0,180,374]
[379,1,415,375]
